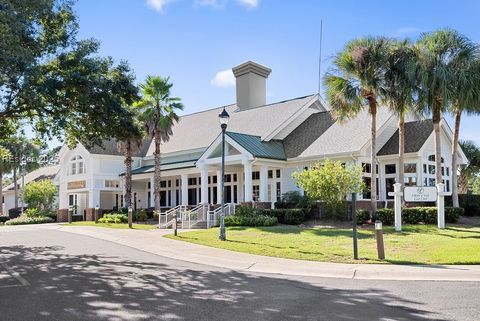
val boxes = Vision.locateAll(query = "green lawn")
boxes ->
[62,221,157,230]
[166,225,480,264]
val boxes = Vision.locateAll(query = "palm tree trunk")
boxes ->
[0,170,3,216]
[432,103,442,187]
[124,141,133,228]
[154,131,162,211]
[369,99,377,219]
[459,171,469,194]
[398,113,405,204]
[451,110,462,207]
[13,167,18,209]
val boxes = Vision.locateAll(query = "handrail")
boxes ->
[207,203,236,228]
[158,205,187,229]
[184,203,209,229]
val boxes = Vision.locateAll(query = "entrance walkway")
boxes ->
[10,224,480,282]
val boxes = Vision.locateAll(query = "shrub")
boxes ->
[137,209,148,222]
[8,207,25,219]
[224,215,277,227]
[258,208,306,225]
[356,209,370,224]
[275,191,312,209]
[403,207,461,224]
[0,216,9,224]
[234,205,258,217]
[5,214,54,225]
[98,213,128,224]
[446,194,480,216]
[23,179,57,211]
[153,211,160,220]
[24,208,57,221]
[375,208,394,225]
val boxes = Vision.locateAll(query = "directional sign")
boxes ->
[404,186,437,202]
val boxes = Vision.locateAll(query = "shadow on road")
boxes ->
[0,244,444,321]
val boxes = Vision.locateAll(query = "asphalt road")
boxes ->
[0,228,478,321]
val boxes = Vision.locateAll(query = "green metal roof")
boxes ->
[119,151,203,176]
[226,131,286,160]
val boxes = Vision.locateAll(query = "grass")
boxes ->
[62,221,157,230]
[166,224,480,264]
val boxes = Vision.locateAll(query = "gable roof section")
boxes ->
[87,138,152,157]
[377,120,433,156]
[226,132,286,160]
[3,165,60,192]
[145,94,316,156]
[283,111,335,158]
[295,107,392,159]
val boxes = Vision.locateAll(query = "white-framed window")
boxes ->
[404,163,417,187]
[423,154,450,191]
[361,162,379,200]
[105,180,120,188]
[69,155,85,175]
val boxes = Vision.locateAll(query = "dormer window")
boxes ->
[70,155,85,175]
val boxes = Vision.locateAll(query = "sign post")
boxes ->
[436,183,451,229]
[388,183,403,232]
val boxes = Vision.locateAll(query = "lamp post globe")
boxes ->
[218,107,229,241]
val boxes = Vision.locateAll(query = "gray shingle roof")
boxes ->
[87,138,152,157]
[283,111,335,158]
[226,132,286,160]
[377,120,433,156]
[3,165,60,192]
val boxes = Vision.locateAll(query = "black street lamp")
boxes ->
[218,107,230,241]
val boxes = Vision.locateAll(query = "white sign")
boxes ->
[404,186,437,202]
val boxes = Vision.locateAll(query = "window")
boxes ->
[385,164,396,174]
[276,169,281,178]
[362,163,371,174]
[268,170,273,179]
[423,154,450,187]
[252,171,260,180]
[404,163,416,173]
[105,180,119,188]
[160,180,167,188]
[188,178,197,186]
[428,165,435,175]
[428,155,445,163]
[404,176,417,186]
[276,182,281,200]
[252,185,260,201]
[69,155,85,175]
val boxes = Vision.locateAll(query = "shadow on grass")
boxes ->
[0,241,446,321]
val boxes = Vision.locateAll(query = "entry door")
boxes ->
[69,194,78,214]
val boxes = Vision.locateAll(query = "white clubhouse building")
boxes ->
[2,61,468,218]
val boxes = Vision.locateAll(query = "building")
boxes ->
[1,61,468,219]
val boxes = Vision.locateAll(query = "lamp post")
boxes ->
[218,107,229,241]
[95,205,99,224]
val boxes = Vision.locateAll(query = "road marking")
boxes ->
[0,263,30,286]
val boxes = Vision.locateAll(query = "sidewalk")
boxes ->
[17,224,480,282]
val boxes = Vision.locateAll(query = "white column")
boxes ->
[181,173,188,206]
[89,189,100,208]
[216,170,222,204]
[259,165,268,202]
[388,183,403,232]
[437,183,447,229]
[238,171,244,202]
[200,165,209,204]
[149,177,154,208]
[243,160,253,202]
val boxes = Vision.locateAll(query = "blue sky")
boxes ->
[71,0,480,145]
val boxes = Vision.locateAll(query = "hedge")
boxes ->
[98,213,128,224]
[446,194,480,216]
[223,215,277,227]
[369,207,462,225]
[356,209,370,224]
[5,215,54,225]
[0,216,9,224]
[258,208,307,225]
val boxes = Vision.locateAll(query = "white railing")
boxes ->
[184,203,209,229]
[158,205,187,229]
[207,203,236,228]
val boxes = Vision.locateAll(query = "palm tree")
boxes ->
[458,140,480,194]
[415,29,477,188]
[135,76,184,211]
[117,129,144,228]
[450,58,480,207]
[324,36,391,218]
[380,40,416,194]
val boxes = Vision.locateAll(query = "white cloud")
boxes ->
[146,0,176,12]
[195,0,227,9]
[210,69,235,87]
[237,0,258,8]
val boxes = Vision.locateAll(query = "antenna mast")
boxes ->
[318,19,323,97]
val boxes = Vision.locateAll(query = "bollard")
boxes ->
[68,206,73,224]
[128,206,133,229]
[94,205,99,224]
[351,193,358,260]
[375,220,385,260]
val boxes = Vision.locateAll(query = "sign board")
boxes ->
[404,186,437,202]
[67,180,86,190]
